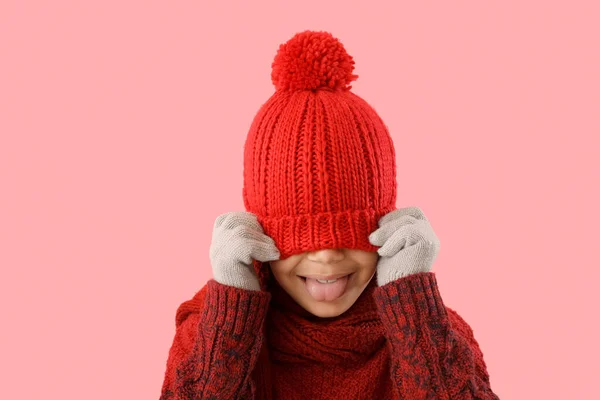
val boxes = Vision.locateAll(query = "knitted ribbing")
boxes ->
[243,31,397,261]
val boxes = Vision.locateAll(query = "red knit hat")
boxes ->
[243,30,397,265]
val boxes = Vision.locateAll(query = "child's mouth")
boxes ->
[298,273,353,302]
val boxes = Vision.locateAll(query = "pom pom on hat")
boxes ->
[271,30,358,92]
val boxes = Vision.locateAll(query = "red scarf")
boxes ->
[265,276,386,365]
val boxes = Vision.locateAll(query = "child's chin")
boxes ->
[302,297,355,318]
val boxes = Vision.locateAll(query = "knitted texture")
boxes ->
[209,211,280,291]
[159,30,500,399]
[242,30,398,264]
[159,274,500,399]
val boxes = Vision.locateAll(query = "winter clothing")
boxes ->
[159,273,499,399]
[209,212,280,291]
[242,30,397,263]
[369,207,441,285]
[159,30,499,399]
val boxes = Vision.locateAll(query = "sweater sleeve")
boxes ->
[159,279,271,400]
[373,272,500,400]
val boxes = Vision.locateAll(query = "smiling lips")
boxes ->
[299,273,352,302]
[300,272,352,281]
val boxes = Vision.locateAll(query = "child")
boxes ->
[159,30,499,399]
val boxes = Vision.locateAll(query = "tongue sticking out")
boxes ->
[304,275,349,301]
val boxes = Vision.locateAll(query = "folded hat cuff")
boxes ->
[258,207,396,260]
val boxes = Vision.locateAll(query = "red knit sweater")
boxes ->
[159,272,499,399]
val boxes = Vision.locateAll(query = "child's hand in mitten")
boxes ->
[368,207,441,286]
[209,211,280,291]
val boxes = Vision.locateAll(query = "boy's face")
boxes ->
[269,248,378,318]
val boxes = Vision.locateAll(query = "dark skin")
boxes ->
[269,248,379,318]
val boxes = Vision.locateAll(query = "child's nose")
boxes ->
[306,248,345,264]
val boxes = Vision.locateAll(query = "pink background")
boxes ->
[1,1,598,399]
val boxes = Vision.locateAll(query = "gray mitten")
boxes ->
[368,207,441,286]
[209,211,280,291]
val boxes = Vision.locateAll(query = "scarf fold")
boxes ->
[266,276,386,365]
